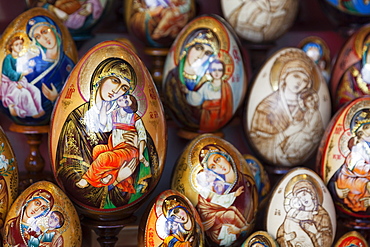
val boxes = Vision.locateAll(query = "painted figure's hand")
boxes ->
[42,83,58,102]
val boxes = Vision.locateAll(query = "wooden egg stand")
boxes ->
[9,123,54,192]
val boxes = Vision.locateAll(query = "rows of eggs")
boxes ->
[1,1,370,247]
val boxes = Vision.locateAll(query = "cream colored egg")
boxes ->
[265,167,336,247]
[221,0,299,43]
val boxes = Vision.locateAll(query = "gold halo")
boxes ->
[354,24,370,58]
[297,36,331,72]
[173,16,230,65]
[269,48,321,92]
[284,172,323,205]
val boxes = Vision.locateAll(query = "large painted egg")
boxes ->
[265,167,337,247]
[0,126,19,229]
[25,0,113,41]
[138,189,205,246]
[2,181,82,247]
[220,0,299,43]
[162,14,249,139]
[243,47,331,171]
[317,95,370,226]
[49,40,167,221]
[330,23,370,112]
[124,0,196,48]
[0,7,78,126]
[171,134,258,246]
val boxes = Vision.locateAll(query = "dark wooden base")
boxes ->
[81,215,137,247]
[177,128,224,140]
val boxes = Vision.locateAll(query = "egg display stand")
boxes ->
[9,123,54,192]
[81,215,137,247]
[243,41,276,74]
[144,47,169,95]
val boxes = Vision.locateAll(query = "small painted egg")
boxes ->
[0,7,78,126]
[221,0,299,43]
[138,189,205,246]
[317,95,370,226]
[243,47,331,171]
[243,154,270,205]
[330,23,370,111]
[171,134,258,246]
[265,167,337,247]
[318,0,370,31]
[2,181,82,247]
[162,14,249,138]
[124,0,196,48]
[297,36,331,84]
[49,40,167,221]
[0,126,18,229]
[334,231,369,247]
[241,231,279,247]
[25,0,114,41]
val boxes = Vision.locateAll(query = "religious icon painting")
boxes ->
[317,95,370,226]
[171,134,258,247]
[298,36,331,84]
[241,231,279,247]
[265,167,336,247]
[162,14,249,139]
[49,40,167,221]
[0,7,78,126]
[243,47,331,172]
[2,181,82,247]
[330,23,370,111]
[243,154,270,205]
[138,189,205,247]
[0,126,18,230]
[125,0,196,48]
[25,0,114,41]
[334,231,369,247]
[221,0,299,43]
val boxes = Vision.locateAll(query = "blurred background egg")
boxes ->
[162,14,249,139]
[0,7,78,126]
[220,0,299,43]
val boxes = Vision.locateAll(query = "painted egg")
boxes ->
[171,134,259,246]
[243,47,331,171]
[0,126,19,229]
[49,40,167,221]
[265,167,337,247]
[221,0,299,43]
[138,189,205,246]
[0,7,78,126]
[330,23,370,112]
[2,181,82,247]
[317,96,370,226]
[243,154,270,205]
[334,231,369,247]
[25,0,113,41]
[318,0,370,32]
[298,36,331,84]
[124,0,196,48]
[241,231,279,247]
[162,14,248,138]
